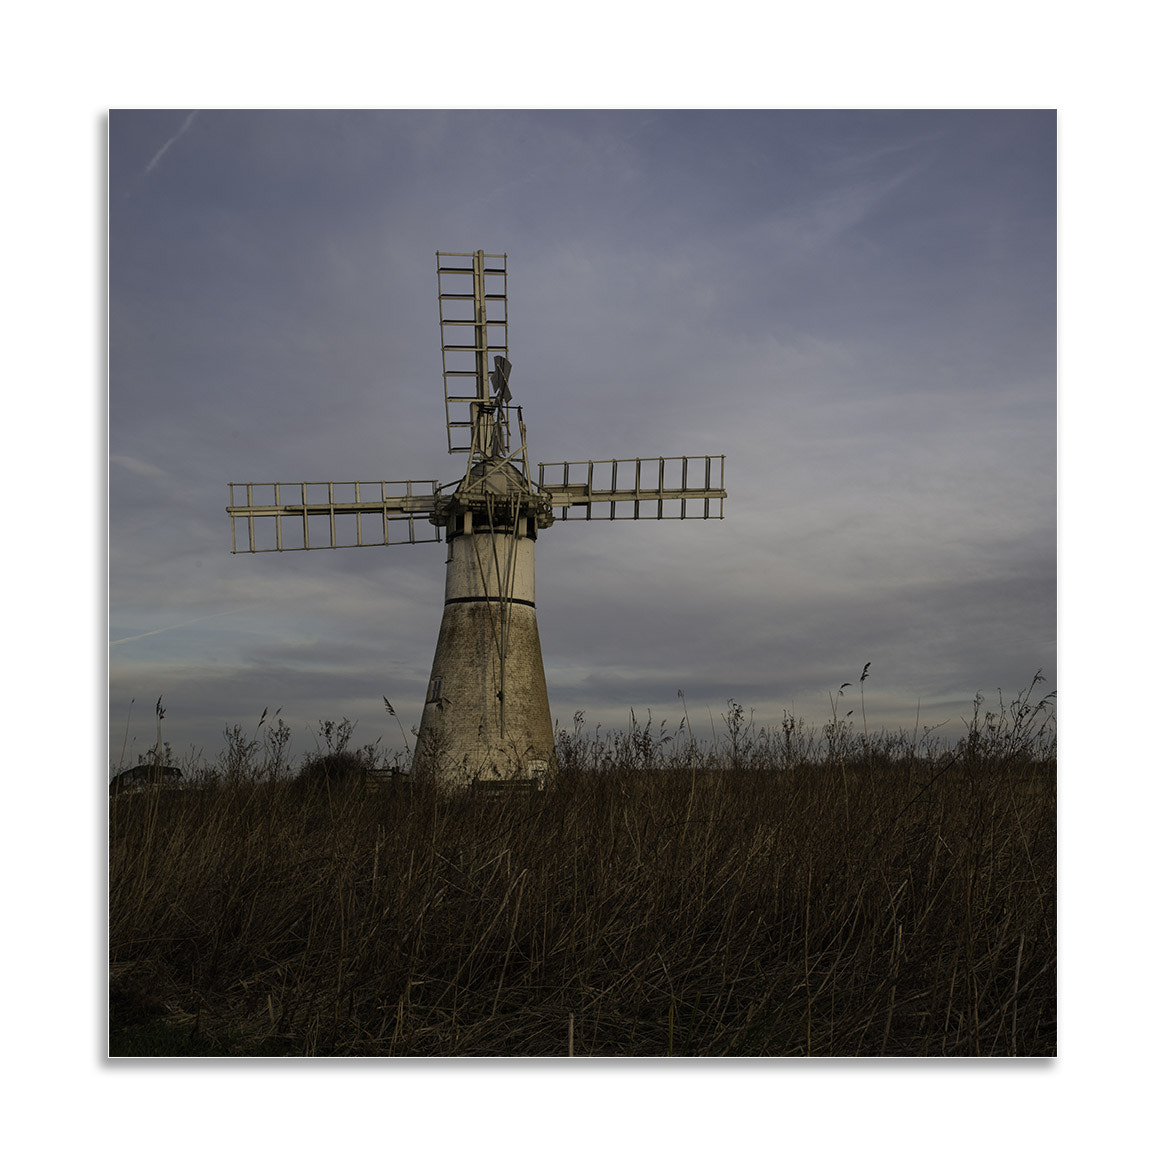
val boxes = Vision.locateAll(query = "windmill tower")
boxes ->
[227,250,726,790]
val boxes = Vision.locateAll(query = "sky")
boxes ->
[108,109,1057,770]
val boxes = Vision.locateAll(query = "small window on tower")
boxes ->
[427,676,444,703]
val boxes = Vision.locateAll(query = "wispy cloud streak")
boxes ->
[111,453,169,480]
[111,608,243,647]
[144,110,198,175]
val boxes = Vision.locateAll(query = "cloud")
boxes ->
[765,162,928,259]
[143,110,198,175]
[826,129,948,173]
[110,609,246,646]
[110,453,169,481]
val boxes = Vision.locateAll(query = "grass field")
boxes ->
[109,677,1055,1057]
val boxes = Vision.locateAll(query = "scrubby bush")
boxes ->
[293,749,370,793]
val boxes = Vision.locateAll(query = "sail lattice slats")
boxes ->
[437,250,508,454]
[227,481,441,552]
[537,456,726,520]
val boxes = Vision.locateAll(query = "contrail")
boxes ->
[110,608,244,646]
[144,110,198,175]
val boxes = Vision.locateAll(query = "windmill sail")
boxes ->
[226,480,441,552]
[537,456,726,520]
[437,250,508,455]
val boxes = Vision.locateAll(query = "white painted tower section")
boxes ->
[412,514,554,788]
[444,527,536,605]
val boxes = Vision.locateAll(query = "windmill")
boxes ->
[227,250,726,789]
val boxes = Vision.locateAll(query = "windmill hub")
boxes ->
[227,250,726,791]
[431,457,554,536]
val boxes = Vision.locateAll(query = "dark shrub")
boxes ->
[294,749,368,793]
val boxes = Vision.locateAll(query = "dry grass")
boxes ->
[109,678,1055,1057]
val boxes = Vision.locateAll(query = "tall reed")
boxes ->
[110,680,1055,1056]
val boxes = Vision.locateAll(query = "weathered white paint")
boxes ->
[412,523,554,789]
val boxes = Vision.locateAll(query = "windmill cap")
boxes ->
[467,458,528,492]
